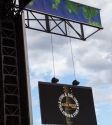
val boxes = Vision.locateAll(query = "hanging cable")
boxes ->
[68,26,76,80]
[50,33,59,83]
[49,18,55,77]
[51,34,55,77]
[49,18,59,83]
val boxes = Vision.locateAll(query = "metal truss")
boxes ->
[24,9,103,40]
[0,1,21,125]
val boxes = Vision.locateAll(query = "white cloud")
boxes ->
[95,108,102,116]
[32,98,38,106]
[30,78,45,90]
[36,117,41,125]
[89,86,112,106]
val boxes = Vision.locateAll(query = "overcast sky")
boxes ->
[25,0,112,125]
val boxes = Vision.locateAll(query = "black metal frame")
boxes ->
[0,0,21,125]
[24,9,103,40]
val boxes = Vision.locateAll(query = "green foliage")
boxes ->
[65,0,80,14]
[51,0,101,27]
[52,0,60,9]
[82,6,98,20]
[89,21,102,27]
[29,0,34,6]
[82,6,101,26]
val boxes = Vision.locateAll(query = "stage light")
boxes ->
[51,77,59,83]
[72,80,80,86]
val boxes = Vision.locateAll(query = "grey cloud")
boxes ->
[81,56,112,72]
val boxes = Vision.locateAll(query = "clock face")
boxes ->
[38,82,97,125]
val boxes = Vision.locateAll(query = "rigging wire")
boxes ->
[68,25,76,80]
[49,17,59,83]
[50,29,55,77]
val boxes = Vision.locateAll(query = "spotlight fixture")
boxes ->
[51,77,59,83]
[72,80,80,86]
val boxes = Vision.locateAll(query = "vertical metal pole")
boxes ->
[45,15,50,33]
[64,20,67,35]
[21,10,33,125]
[80,24,85,40]
[27,10,30,27]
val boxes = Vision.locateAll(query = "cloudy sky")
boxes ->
[24,0,112,125]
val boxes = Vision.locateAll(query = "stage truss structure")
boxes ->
[0,0,21,124]
[0,0,103,125]
[24,9,103,40]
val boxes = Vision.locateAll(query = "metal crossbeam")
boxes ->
[24,9,103,40]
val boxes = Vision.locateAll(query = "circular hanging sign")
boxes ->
[58,93,79,118]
